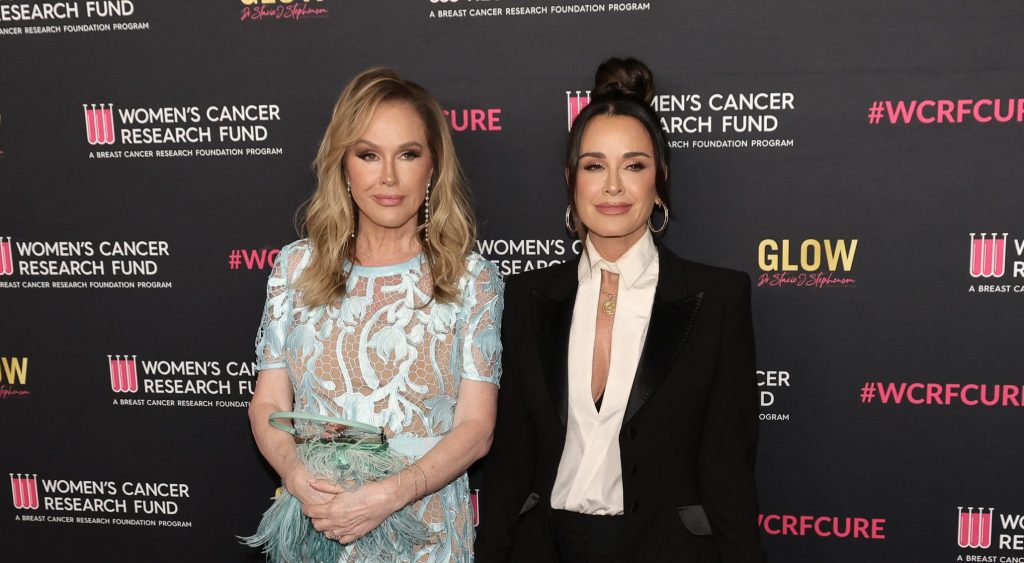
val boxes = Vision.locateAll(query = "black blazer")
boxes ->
[477,244,767,563]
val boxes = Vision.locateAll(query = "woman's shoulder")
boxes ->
[274,238,313,281]
[662,250,751,302]
[679,257,749,284]
[278,238,311,258]
[513,258,577,285]
[457,252,504,305]
[499,258,578,307]
[463,251,501,282]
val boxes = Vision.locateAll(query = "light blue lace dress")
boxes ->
[255,240,503,562]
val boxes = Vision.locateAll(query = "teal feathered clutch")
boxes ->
[241,412,433,562]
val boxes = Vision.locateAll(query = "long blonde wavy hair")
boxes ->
[296,68,476,307]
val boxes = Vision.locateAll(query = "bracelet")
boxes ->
[409,462,428,500]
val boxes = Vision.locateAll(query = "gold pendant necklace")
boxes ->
[601,290,617,315]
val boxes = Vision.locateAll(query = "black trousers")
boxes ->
[551,509,629,563]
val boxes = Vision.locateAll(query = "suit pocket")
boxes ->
[678,504,713,536]
[519,492,540,515]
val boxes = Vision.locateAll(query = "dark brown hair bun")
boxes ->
[592,57,655,104]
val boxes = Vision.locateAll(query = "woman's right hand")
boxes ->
[284,464,336,506]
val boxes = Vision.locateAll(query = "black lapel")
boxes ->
[530,264,578,427]
[622,246,704,424]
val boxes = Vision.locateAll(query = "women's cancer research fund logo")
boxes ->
[967,232,1024,294]
[956,505,1024,553]
[8,472,195,527]
[83,104,116,145]
[103,354,258,409]
[10,474,40,510]
[79,101,285,159]
[108,355,139,393]
[970,233,1008,278]
[958,506,994,549]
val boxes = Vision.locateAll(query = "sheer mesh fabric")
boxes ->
[255,240,503,562]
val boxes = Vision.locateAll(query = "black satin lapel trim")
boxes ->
[531,289,574,426]
[623,291,704,424]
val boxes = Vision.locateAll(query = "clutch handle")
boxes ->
[268,411,387,446]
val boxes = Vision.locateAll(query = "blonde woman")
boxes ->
[249,68,503,562]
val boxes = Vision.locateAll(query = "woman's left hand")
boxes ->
[302,478,404,544]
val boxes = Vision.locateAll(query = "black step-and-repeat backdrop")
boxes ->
[2,1,1023,561]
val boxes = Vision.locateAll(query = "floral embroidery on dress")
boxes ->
[255,240,503,562]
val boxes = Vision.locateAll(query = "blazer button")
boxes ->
[630,501,640,514]
[627,426,637,440]
[629,464,638,478]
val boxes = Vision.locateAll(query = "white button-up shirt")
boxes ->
[550,231,659,515]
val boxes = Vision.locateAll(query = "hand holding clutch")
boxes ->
[241,411,433,562]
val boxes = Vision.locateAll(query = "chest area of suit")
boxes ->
[525,287,722,424]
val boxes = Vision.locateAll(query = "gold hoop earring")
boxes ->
[648,202,669,233]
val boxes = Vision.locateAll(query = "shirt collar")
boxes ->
[577,230,658,289]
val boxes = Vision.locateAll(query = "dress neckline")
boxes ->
[347,252,425,277]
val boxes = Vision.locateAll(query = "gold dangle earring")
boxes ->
[423,181,431,243]
[346,179,356,239]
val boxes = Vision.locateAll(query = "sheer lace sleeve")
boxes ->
[457,255,504,386]
[254,243,295,370]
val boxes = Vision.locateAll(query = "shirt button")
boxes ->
[631,501,640,514]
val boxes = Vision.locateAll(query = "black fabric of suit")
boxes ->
[476,244,768,563]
